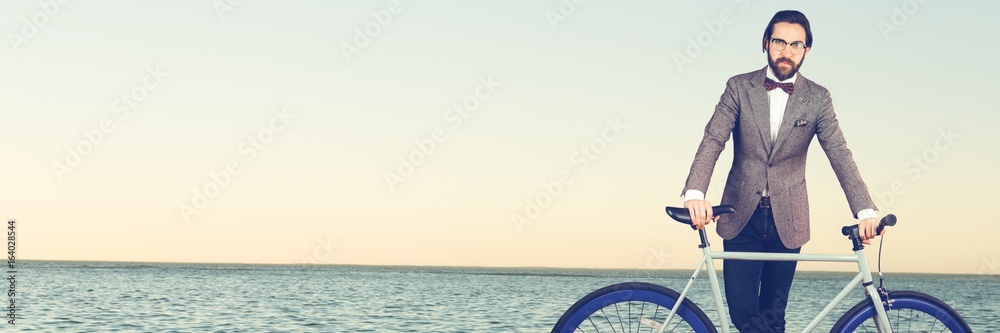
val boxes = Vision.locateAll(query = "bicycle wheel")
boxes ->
[551,282,717,333]
[831,290,971,333]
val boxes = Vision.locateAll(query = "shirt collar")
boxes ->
[765,65,797,84]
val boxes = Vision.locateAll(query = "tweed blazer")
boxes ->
[683,67,876,249]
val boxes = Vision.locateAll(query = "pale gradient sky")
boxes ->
[2,1,999,274]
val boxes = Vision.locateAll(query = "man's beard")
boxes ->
[768,55,804,81]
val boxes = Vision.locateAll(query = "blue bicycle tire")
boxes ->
[831,290,971,332]
[551,282,717,333]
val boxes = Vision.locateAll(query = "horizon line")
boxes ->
[18,258,990,277]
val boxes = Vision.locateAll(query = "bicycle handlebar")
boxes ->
[841,214,897,237]
[666,205,897,239]
[841,214,896,251]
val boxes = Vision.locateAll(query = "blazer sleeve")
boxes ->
[682,77,740,196]
[814,89,877,217]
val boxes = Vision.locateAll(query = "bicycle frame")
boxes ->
[657,229,893,333]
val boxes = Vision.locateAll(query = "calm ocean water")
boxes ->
[14,261,999,332]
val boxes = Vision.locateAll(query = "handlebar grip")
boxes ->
[876,214,896,235]
[841,214,897,236]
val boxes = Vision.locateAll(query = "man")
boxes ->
[681,10,882,333]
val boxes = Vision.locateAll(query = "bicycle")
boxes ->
[550,205,971,333]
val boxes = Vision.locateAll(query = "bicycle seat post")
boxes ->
[698,229,710,249]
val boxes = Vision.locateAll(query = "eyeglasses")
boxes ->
[769,38,807,53]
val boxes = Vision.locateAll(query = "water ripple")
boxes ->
[15,262,1000,332]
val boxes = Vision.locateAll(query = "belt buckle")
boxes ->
[759,196,771,209]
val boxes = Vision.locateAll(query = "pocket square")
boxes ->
[793,119,809,127]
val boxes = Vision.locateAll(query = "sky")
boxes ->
[2,1,999,274]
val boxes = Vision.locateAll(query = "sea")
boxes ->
[11,261,999,332]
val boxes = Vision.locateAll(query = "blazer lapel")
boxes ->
[747,69,773,155]
[771,75,811,155]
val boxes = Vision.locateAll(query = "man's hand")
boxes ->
[684,199,719,230]
[858,217,884,245]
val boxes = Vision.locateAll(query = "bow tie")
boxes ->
[764,78,794,95]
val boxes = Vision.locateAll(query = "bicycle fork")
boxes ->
[855,247,894,332]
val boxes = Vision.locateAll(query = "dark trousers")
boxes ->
[723,203,801,333]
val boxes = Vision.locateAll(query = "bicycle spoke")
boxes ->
[648,305,660,333]
[601,308,618,333]
[587,316,599,333]
[614,303,625,333]
[565,301,705,333]
[628,302,632,333]
[668,316,684,333]
[895,308,900,331]
[907,308,912,332]
[845,308,966,333]
[635,302,645,333]
[551,284,715,333]
[906,309,913,332]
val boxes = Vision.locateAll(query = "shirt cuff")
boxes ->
[684,190,705,202]
[856,209,877,220]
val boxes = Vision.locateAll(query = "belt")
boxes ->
[759,196,771,209]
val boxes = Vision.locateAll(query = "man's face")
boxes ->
[766,22,810,81]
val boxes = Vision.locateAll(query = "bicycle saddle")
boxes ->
[665,205,736,226]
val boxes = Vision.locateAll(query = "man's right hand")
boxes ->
[685,199,718,230]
